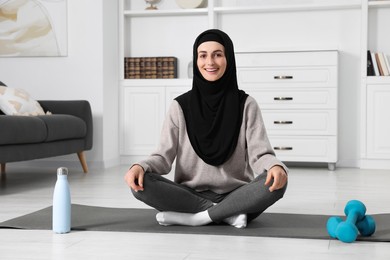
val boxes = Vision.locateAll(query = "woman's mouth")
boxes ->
[205,68,218,73]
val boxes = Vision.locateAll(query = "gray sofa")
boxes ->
[0,84,93,174]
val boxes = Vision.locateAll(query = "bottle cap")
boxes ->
[57,167,68,176]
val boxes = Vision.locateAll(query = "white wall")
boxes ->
[102,0,120,168]
[0,0,119,171]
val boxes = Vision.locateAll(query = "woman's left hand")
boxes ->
[265,165,288,192]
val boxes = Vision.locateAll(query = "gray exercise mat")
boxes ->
[1,204,389,242]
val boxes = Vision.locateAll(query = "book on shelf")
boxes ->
[367,50,390,76]
[124,57,178,79]
[367,50,375,76]
[379,53,390,76]
[385,54,390,76]
[375,53,384,76]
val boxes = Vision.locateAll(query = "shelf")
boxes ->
[214,2,361,14]
[121,78,192,87]
[366,76,390,84]
[123,8,207,17]
[368,0,390,8]
[235,46,338,54]
[124,2,362,17]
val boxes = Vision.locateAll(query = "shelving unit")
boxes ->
[118,0,360,163]
[361,0,390,168]
[119,0,361,82]
[119,0,390,169]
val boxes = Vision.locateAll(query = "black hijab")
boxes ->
[175,29,248,166]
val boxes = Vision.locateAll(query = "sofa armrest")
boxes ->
[39,100,93,150]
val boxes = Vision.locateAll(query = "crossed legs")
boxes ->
[131,172,286,228]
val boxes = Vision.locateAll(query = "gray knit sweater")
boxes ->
[136,96,288,194]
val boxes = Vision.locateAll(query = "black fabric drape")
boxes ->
[176,29,248,166]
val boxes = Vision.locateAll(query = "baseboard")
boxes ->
[335,158,360,168]
[360,159,390,170]
[4,157,121,173]
[101,157,121,169]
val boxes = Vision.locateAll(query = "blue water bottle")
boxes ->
[52,167,71,233]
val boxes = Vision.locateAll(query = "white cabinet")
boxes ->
[366,84,390,158]
[360,1,390,168]
[236,51,338,170]
[121,86,165,155]
[120,81,191,156]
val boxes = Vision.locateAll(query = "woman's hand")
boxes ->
[124,164,145,192]
[264,165,287,192]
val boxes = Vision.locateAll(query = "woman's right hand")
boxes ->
[124,164,145,192]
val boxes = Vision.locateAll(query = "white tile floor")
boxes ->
[0,165,389,260]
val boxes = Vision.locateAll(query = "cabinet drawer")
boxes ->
[269,136,337,162]
[247,88,337,109]
[262,110,337,135]
[237,67,337,88]
[236,51,338,67]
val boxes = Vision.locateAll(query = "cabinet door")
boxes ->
[165,86,191,113]
[367,85,390,158]
[121,87,165,155]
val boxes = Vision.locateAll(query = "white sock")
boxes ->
[156,210,212,227]
[223,214,247,229]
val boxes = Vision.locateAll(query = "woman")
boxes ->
[124,29,288,228]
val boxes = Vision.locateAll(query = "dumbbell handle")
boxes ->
[345,209,360,224]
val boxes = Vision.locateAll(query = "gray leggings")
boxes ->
[132,172,287,223]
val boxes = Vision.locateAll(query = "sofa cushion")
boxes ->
[38,115,87,142]
[0,86,47,116]
[0,116,47,145]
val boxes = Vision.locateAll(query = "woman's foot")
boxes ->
[223,214,247,228]
[156,210,212,226]
[156,211,247,229]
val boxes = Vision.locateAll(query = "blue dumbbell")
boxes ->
[356,215,376,237]
[327,200,376,243]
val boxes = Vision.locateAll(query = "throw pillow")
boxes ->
[0,86,50,116]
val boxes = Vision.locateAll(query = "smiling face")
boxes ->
[196,41,227,82]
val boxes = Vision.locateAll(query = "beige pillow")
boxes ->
[0,86,50,116]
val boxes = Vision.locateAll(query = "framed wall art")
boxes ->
[0,0,68,57]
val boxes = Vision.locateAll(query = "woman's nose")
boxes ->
[206,56,214,65]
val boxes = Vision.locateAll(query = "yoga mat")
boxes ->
[1,204,389,242]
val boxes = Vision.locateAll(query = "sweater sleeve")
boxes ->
[135,101,180,175]
[245,97,289,174]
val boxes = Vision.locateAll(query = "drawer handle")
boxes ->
[274,147,293,151]
[274,75,293,80]
[274,97,293,101]
[274,121,293,124]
